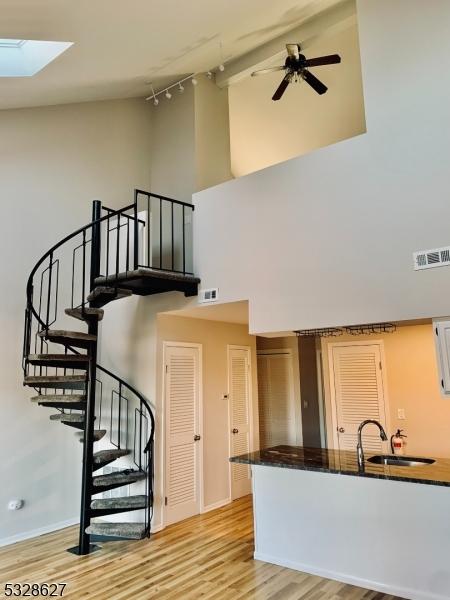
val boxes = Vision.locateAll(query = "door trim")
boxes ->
[162,341,204,527]
[227,344,253,501]
[327,340,390,450]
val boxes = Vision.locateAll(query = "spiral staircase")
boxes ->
[22,190,199,555]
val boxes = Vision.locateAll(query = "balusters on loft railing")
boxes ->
[134,189,194,275]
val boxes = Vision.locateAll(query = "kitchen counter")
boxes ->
[234,445,450,600]
[230,444,450,488]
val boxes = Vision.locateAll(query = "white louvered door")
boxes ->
[164,345,201,525]
[331,343,387,453]
[258,352,296,449]
[229,347,252,500]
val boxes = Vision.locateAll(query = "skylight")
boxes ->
[0,39,26,48]
[0,39,73,77]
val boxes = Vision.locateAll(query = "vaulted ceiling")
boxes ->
[0,0,342,109]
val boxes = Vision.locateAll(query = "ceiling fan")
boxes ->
[251,43,341,101]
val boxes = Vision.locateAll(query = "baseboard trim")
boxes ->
[0,517,79,548]
[201,498,231,514]
[253,552,447,600]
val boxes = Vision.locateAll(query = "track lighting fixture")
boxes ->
[218,64,225,72]
[146,72,203,105]
[207,71,213,79]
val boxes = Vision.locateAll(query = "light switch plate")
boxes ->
[398,408,406,420]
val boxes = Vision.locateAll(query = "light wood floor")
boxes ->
[0,496,404,599]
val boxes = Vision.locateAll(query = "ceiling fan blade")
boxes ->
[302,69,328,95]
[272,74,291,101]
[286,43,300,59]
[304,54,341,68]
[251,66,285,77]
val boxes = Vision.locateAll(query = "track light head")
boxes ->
[153,97,159,106]
[178,83,184,93]
[191,77,198,86]
[165,89,172,99]
[218,64,225,72]
[206,71,213,79]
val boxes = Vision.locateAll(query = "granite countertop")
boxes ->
[230,445,450,488]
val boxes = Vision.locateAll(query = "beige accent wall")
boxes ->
[0,97,152,544]
[156,314,259,510]
[321,324,450,458]
[228,22,366,177]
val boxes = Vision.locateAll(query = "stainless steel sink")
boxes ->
[368,454,435,467]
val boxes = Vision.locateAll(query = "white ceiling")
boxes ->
[0,0,342,110]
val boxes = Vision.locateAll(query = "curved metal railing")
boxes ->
[23,198,156,537]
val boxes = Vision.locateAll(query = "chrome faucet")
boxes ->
[357,419,388,469]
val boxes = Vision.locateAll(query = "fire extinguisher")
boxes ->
[390,429,407,455]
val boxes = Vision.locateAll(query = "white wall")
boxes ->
[194,0,450,335]
[229,22,366,177]
[0,97,152,544]
[149,75,233,201]
[149,86,196,203]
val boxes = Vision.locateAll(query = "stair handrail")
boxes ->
[25,202,136,328]
[24,198,155,442]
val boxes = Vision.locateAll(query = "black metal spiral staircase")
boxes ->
[22,190,199,555]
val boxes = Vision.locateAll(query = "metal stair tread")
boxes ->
[77,429,106,442]
[37,330,97,350]
[95,267,201,285]
[90,495,148,510]
[86,522,147,540]
[65,307,104,321]
[92,469,146,487]
[93,448,130,464]
[30,393,85,404]
[27,354,89,369]
[24,375,87,389]
[50,413,85,423]
[87,286,132,308]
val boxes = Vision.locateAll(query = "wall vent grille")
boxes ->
[413,246,450,271]
[198,288,218,303]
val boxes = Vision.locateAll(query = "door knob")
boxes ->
[338,427,345,433]
[232,428,239,434]
[194,434,201,441]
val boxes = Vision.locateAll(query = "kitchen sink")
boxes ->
[368,454,435,467]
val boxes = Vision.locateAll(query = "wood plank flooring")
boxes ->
[0,496,404,599]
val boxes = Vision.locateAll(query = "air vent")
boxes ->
[198,288,218,303]
[413,246,450,271]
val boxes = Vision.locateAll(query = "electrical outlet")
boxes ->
[398,408,406,420]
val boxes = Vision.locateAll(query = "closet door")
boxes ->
[229,346,252,500]
[330,343,387,453]
[258,352,296,449]
[164,344,201,525]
